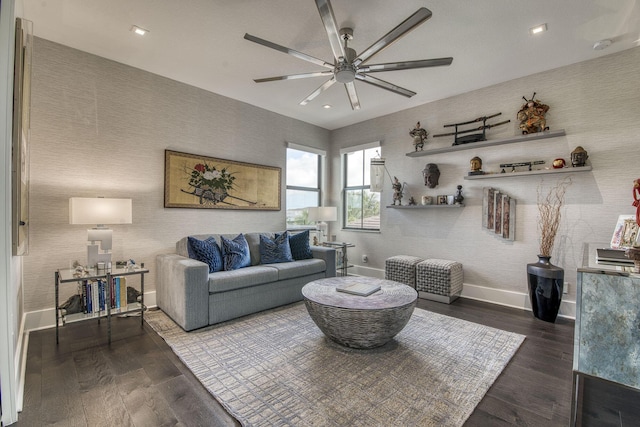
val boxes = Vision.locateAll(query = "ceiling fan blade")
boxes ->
[344,82,361,110]
[315,0,345,60]
[359,57,453,73]
[244,33,333,69]
[356,74,416,98]
[254,70,334,83]
[299,78,337,106]
[354,7,432,66]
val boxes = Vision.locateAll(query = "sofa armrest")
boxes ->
[156,253,209,331]
[311,246,336,278]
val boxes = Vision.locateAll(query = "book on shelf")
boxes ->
[119,277,127,308]
[336,282,381,297]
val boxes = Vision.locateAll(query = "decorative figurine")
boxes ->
[409,121,428,151]
[422,163,440,188]
[517,93,550,134]
[454,185,464,204]
[552,158,566,169]
[469,156,484,175]
[408,197,417,206]
[570,146,588,167]
[392,176,404,205]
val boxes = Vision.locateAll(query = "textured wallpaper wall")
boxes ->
[23,37,640,314]
[24,38,330,312]
[329,46,640,306]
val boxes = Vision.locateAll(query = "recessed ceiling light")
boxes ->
[529,23,547,36]
[131,25,149,36]
[322,104,332,109]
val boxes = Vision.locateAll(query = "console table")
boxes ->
[572,244,640,425]
[55,266,148,344]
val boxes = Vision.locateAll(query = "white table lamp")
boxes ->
[69,197,132,268]
[308,206,337,242]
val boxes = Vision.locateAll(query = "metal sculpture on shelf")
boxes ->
[517,93,550,134]
[433,112,510,145]
[409,121,429,151]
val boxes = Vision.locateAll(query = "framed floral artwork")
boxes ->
[164,150,281,210]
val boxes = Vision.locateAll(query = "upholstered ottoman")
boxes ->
[416,259,463,304]
[385,255,425,289]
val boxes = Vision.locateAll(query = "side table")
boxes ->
[55,266,148,344]
[322,241,354,276]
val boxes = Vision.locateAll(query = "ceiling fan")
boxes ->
[244,0,453,110]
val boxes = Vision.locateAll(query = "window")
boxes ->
[343,145,380,230]
[286,146,321,228]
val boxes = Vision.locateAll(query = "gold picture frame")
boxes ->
[164,150,281,210]
[610,215,639,249]
[12,18,33,256]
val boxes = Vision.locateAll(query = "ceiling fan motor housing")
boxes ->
[335,47,357,83]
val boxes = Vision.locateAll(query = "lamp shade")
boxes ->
[308,206,337,222]
[69,197,132,225]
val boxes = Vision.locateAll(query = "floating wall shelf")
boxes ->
[463,165,591,180]
[405,129,566,157]
[387,204,465,209]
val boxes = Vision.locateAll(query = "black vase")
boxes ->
[527,255,564,322]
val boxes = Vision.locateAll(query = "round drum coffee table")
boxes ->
[302,276,417,349]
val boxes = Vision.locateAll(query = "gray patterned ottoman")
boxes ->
[416,259,463,304]
[385,255,425,289]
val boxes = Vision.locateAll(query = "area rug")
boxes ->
[145,303,524,427]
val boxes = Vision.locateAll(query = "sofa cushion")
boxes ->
[260,232,294,264]
[220,234,251,271]
[267,258,327,280]
[208,265,279,293]
[278,230,313,260]
[187,236,223,273]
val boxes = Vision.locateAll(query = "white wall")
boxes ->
[329,46,640,313]
[23,38,330,313]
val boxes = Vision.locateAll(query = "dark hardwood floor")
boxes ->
[18,298,574,426]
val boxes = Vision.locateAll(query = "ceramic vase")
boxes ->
[527,255,564,322]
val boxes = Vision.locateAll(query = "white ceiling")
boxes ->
[21,0,640,130]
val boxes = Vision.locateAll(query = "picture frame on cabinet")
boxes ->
[610,215,639,249]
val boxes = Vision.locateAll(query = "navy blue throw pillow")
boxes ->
[286,230,313,260]
[187,237,223,273]
[260,232,294,264]
[220,233,251,271]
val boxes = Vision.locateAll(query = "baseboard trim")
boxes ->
[349,265,576,319]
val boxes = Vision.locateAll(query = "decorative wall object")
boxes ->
[11,18,33,255]
[164,150,281,210]
[482,187,516,241]
[517,93,550,134]
[432,112,510,145]
[422,163,440,188]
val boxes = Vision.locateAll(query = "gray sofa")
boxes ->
[156,232,336,331]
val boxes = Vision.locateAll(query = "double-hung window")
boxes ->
[286,145,322,228]
[342,143,380,230]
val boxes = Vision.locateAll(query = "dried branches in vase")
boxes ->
[537,177,572,257]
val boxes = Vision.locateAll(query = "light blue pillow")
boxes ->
[260,232,294,264]
[220,233,251,271]
[187,237,223,273]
